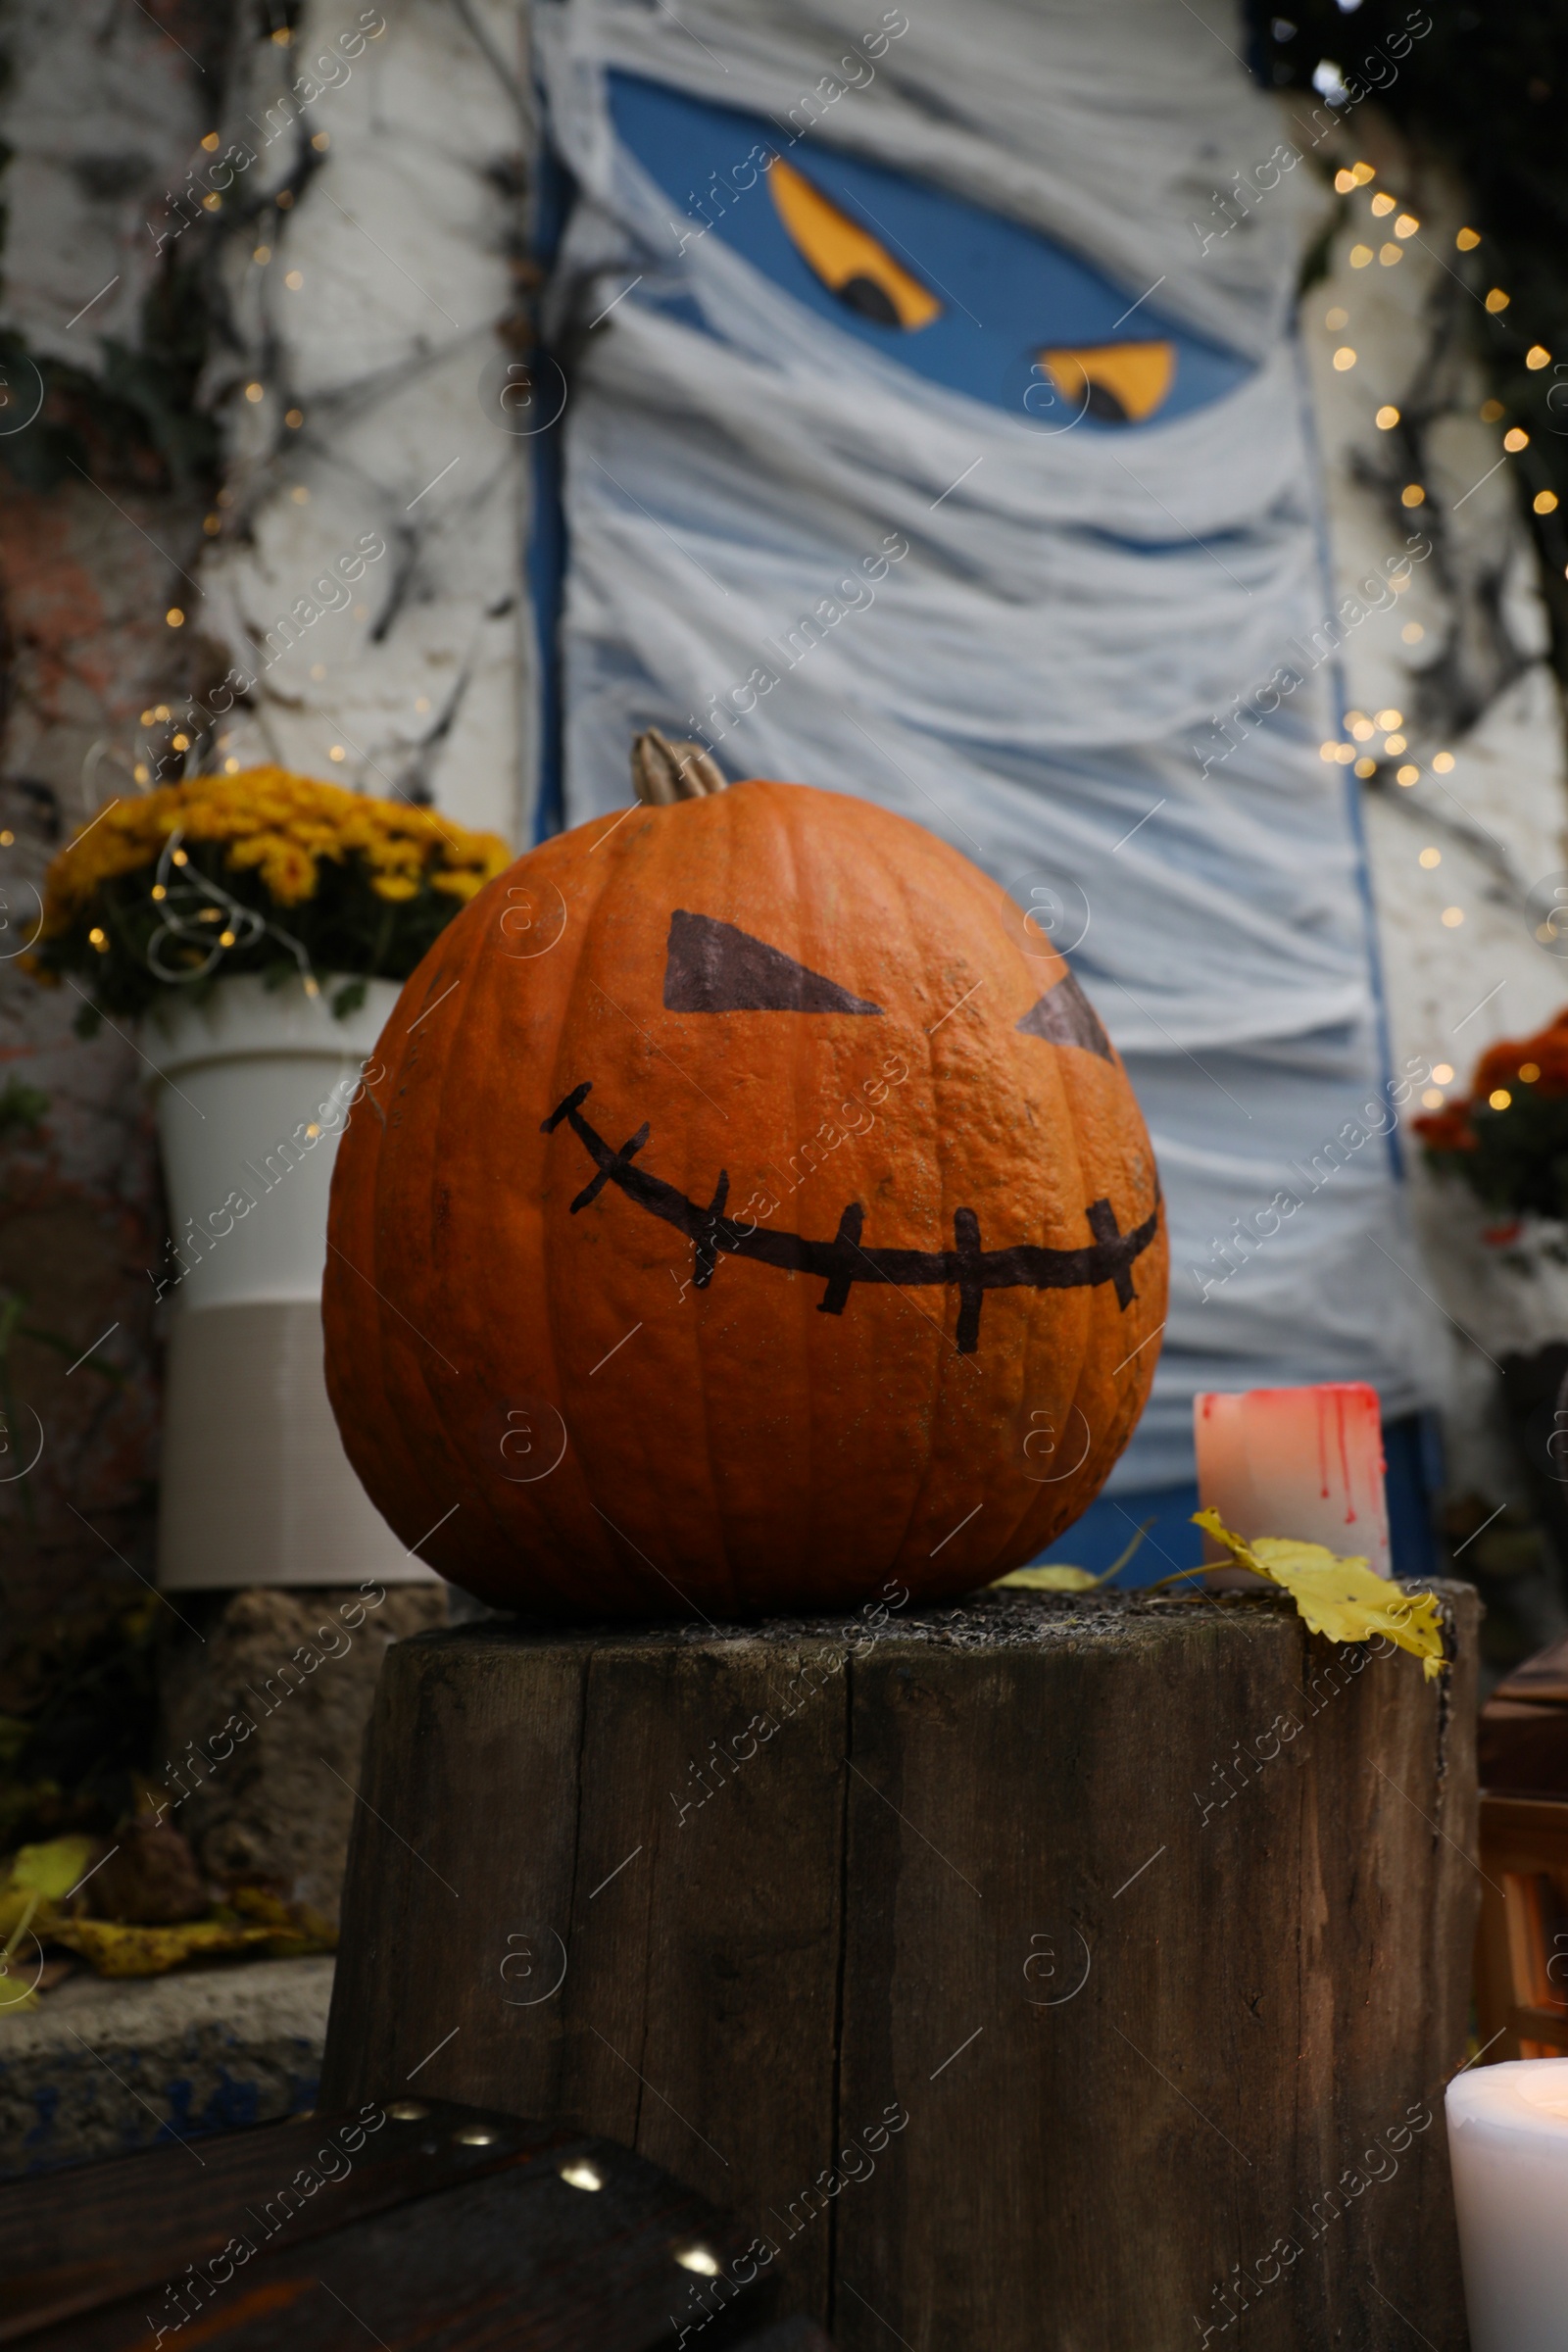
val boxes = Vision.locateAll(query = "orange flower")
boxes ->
[1412,1103,1476,1152]
[1472,1008,1568,1101]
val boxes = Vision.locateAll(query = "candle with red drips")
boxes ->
[1193,1383,1392,1579]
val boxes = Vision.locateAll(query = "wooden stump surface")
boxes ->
[321,1581,1480,2351]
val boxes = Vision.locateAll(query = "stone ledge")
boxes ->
[0,1955,332,2177]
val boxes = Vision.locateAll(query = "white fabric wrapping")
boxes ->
[535,0,1444,1489]
[539,0,1326,359]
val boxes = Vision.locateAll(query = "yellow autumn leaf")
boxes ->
[0,1889,44,2015]
[9,1836,97,1902]
[1193,1508,1446,1680]
[994,1519,1154,1598]
[48,1917,276,1979]
[0,1892,63,1957]
[49,1898,338,1979]
[995,1565,1101,1592]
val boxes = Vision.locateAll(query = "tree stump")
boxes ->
[320,1582,1480,2351]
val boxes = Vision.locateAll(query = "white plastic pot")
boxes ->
[141,971,434,1591]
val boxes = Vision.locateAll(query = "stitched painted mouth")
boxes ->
[543,1083,1160,1356]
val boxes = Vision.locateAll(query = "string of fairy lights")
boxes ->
[1306,154,1558,1113]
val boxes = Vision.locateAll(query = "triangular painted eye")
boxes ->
[663,910,883,1014]
[767,157,941,331]
[1039,341,1175,424]
[1016,972,1113,1059]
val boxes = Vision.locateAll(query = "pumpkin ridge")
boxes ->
[548,813,692,1608]
[729,783,810,1614]
[499,907,634,1605]
[670,791,745,1617]
[866,826,957,1578]
[382,905,541,1599]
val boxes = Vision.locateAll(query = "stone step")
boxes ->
[0,1956,332,2177]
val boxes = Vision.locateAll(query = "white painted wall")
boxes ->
[195,0,534,840]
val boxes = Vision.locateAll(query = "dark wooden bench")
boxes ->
[0,2095,830,2350]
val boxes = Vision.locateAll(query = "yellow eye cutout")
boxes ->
[1041,342,1176,425]
[767,156,941,330]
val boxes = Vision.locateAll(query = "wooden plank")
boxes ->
[1509,2003,1568,2048]
[0,2100,563,2341]
[0,2101,779,2352]
[323,1585,1479,2350]
[1475,1792,1568,2059]
[1479,1791,1568,1864]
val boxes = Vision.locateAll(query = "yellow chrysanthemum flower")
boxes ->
[37,768,511,939]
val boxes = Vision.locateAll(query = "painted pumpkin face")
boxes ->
[323,781,1166,1619]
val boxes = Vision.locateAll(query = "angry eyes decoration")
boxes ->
[609,71,1250,431]
[765,154,1176,423]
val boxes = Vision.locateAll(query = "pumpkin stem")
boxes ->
[631,729,727,805]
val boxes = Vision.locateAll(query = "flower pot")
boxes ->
[141,972,435,1590]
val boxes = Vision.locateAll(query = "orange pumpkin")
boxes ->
[323,746,1166,1618]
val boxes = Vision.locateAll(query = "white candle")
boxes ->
[1447,2060,1568,2350]
[1193,1383,1391,1577]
